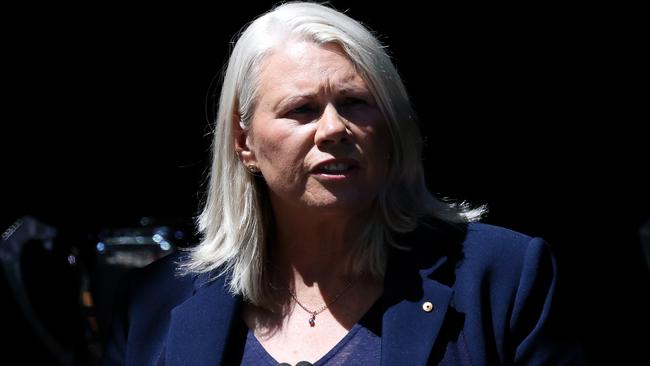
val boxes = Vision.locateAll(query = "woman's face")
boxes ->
[240,41,391,217]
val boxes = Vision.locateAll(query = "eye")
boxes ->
[340,97,367,107]
[283,103,320,121]
[291,104,316,114]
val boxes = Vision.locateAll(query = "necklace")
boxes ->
[289,280,356,327]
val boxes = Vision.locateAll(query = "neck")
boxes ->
[269,202,373,289]
[246,200,385,334]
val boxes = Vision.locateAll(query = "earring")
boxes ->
[246,164,261,175]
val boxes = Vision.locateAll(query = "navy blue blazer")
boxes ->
[102,223,583,365]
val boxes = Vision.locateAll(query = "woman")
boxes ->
[102,2,582,365]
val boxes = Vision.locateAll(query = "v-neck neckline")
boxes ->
[246,323,363,366]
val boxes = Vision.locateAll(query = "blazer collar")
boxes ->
[164,272,239,366]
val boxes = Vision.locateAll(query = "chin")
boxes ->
[304,192,377,215]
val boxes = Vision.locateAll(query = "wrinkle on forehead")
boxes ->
[259,41,368,102]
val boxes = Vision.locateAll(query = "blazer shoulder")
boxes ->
[458,223,552,282]
[125,251,196,313]
[464,222,546,258]
[131,250,192,284]
[465,222,535,245]
[451,226,579,364]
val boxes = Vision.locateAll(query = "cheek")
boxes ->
[362,125,392,188]
[249,120,286,163]
[361,122,391,163]
[376,126,392,156]
[254,130,309,178]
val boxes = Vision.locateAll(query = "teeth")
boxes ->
[319,163,350,173]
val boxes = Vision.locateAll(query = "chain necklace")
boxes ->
[289,280,356,327]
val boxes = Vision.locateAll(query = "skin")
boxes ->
[235,40,388,364]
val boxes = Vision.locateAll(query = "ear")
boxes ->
[233,114,256,167]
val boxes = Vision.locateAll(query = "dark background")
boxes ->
[2,1,648,364]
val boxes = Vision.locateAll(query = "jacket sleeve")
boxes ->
[510,238,585,365]
[100,270,134,366]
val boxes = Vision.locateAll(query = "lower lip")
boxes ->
[312,169,357,181]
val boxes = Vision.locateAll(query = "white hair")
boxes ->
[181,2,485,307]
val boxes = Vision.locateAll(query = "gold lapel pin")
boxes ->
[422,301,434,312]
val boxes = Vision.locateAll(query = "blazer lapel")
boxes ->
[381,239,457,366]
[164,273,239,366]
[381,277,453,366]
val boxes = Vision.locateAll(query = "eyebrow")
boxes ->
[338,86,368,96]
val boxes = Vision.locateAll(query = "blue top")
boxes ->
[241,294,384,365]
[241,323,381,366]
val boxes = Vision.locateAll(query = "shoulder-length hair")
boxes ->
[181,2,484,307]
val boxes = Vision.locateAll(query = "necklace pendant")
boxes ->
[308,313,316,327]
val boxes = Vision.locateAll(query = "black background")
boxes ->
[2,1,648,364]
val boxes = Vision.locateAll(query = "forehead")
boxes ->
[257,41,368,95]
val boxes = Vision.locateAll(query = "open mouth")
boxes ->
[316,162,355,174]
[312,159,359,179]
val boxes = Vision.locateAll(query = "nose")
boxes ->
[314,104,350,147]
